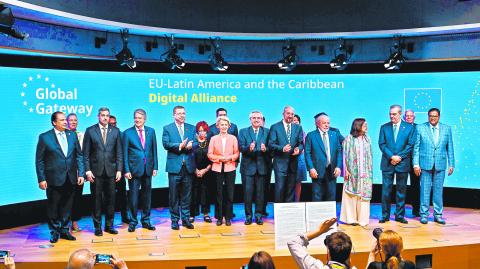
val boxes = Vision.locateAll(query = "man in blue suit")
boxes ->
[239,111,270,225]
[208,108,239,139]
[162,105,197,230]
[305,113,343,201]
[268,106,304,203]
[35,111,85,243]
[123,109,158,232]
[413,108,454,225]
[83,107,123,236]
[378,105,416,224]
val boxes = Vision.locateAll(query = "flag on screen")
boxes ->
[404,88,442,113]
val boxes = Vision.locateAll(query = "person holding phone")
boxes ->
[162,106,198,230]
[66,249,128,269]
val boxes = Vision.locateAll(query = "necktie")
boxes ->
[393,124,398,143]
[432,127,438,145]
[286,124,291,144]
[179,125,184,140]
[138,129,145,149]
[59,132,68,156]
[322,132,330,165]
[254,128,258,141]
[102,127,107,145]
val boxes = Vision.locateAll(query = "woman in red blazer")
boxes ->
[208,116,239,226]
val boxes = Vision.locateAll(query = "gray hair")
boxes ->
[133,108,147,118]
[389,104,402,112]
[98,107,110,115]
[249,110,263,118]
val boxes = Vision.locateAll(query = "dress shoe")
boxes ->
[256,217,264,225]
[420,217,428,224]
[171,222,179,230]
[379,218,389,223]
[225,219,232,226]
[60,232,76,241]
[142,223,156,231]
[50,232,60,243]
[94,229,103,236]
[182,220,194,229]
[105,227,119,235]
[189,217,195,223]
[244,218,252,225]
[128,224,136,232]
[395,217,409,224]
[434,217,446,225]
[216,219,223,226]
[204,215,212,223]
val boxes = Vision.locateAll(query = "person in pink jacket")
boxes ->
[208,116,239,226]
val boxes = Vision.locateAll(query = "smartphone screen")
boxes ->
[95,254,112,264]
[0,250,10,259]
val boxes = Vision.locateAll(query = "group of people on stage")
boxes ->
[35,103,454,242]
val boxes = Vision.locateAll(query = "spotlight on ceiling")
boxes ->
[277,41,297,71]
[330,39,350,71]
[384,36,406,71]
[0,4,29,40]
[114,29,136,69]
[209,37,228,71]
[162,34,185,70]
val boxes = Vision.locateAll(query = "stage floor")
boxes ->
[1,203,480,269]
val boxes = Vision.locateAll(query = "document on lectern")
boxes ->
[274,201,337,250]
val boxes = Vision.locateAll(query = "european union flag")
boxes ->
[404,88,442,113]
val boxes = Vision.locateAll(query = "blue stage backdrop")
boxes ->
[1,67,479,205]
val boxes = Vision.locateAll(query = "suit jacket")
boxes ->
[35,129,85,186]
[413,122,455,171]
[330,127,345,144]
[268,120,304,173]
[239,126,270,176]
[208,134,239,173]
[162,122,197,174]
[123,126,158,177]
[304,129,343,179]
[83,124,123,177]
[208,122,238,139]
[378,121,416,172]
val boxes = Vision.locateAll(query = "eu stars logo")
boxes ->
[20,74,93,117]
[404,88,442,113]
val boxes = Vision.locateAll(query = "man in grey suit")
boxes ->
[123,109,158,232]
[378,105,415,224]
[83,107,123,236]
[239,111,269,225]
[304,113,343,202]
[35,111,84,243]
[413,108,455,225]
[268,106,304,203]
[162,105,197,230]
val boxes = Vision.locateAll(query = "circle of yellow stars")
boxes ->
[20,74,56,113]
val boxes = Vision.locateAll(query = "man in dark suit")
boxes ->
[378,104,416,224]
[268,106,304,203]
[83,107,123,236]
[404,109,420,217]
[123,109,158,232]
[208,108,239,139]
[162,105,197,230]
[35,111,85,243]
[109,115,130,224]
[305,113,343,201]
[239,111,270,225]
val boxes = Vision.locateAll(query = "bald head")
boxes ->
[67,249,95,269]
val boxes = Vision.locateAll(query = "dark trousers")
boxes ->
[381,171,408,219]
[90,173,116,229]
[71,183,84,222]
[128,174,152,225]
[262,167,273,214]
[168,165,192,222]
[274,169,296,203]
[215,171,236,220]
[312,166,336,201]
[242,173,265,219]
[190,173,210,216]
[46,180,75,234]
[408,168,421,214]
[115,177,129,221]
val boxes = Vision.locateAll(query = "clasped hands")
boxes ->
[282,144,299,155]
[249,141,266,152]
[179,138,193,151]
[390,155,402,165]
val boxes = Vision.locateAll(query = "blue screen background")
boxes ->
[1,67,478,205]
